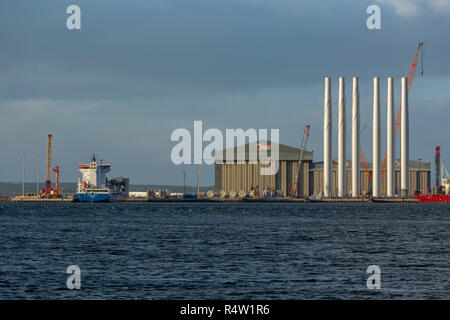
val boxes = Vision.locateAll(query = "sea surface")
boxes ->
[0,202,449,299]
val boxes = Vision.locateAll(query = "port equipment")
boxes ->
[442,162,449,184]
[435,146,441,187]
[52,165,60,196]
[290,125,310,197]
[432,147,450,196]
[442,162,450,195]
[394,42,424,137]
[381,42,424,192]
[44,134,53,196]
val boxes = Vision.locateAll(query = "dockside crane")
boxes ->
[52,165,60,196]
[394,42,424,137]
[432,146,450,195]
[378,42,424,194]
[360,42,424,195]
[289,125,310,197]
[435,146,441,188]
[360,42,424,193]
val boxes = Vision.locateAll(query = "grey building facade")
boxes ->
[214,141,313,196]
[310,159,431,197]
[215,142,431,197]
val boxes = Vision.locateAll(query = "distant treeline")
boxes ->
[0,182,213,196]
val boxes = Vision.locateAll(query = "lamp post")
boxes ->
[197,164,200,199]
[183,171,186,195]
[36,154,40,195]
[22,153,26,196]
[418,158,422,194]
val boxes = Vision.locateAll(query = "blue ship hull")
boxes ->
[76,192,110,202]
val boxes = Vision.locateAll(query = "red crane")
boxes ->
[435,146,441,187]
[52,165,60,196]
[381,42,424,192]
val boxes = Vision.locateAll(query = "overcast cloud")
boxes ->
[0,0,449,185]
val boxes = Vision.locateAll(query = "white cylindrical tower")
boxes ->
[338,77,346,197]
[372,77,381,197]
[323,77,332,198]
[401,77,409,196]
[386,77,395,197]
[352,77,360,198]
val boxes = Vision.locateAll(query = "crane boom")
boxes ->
[394,42,424,137]
[443,163,449,181]
[381,42,424,190]
[292,125,310,197]
[52,165,60,196]
[436,146,441,187]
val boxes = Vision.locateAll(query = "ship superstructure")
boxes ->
[78,154,110,188]
[76,154,129,202]
[76,154,111,202]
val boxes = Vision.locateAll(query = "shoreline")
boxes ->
[1,196,421,203]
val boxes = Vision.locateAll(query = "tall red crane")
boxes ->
[358,43,424,195]
[53,165,60,196]
[394,42,424,137]
[380,42,424,192]
[435,146,441,187]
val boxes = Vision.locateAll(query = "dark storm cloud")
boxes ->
[2,0,449,101]
[0,0,449,184]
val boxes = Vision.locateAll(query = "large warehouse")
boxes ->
[214,141,313,197]
[215,141,431,197]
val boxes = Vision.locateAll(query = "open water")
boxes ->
[0,202,449,299]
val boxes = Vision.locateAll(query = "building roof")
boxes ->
[216,140,313,162]
[310,159,431,171]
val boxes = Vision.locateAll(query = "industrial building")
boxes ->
[214,141,313,197]
[216,56,430,199]
[214,142,430,197]
[310,160,430,197]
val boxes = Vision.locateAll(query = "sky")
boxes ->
[0,0,449,186]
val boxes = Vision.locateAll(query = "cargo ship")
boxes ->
[76,154,129,202]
